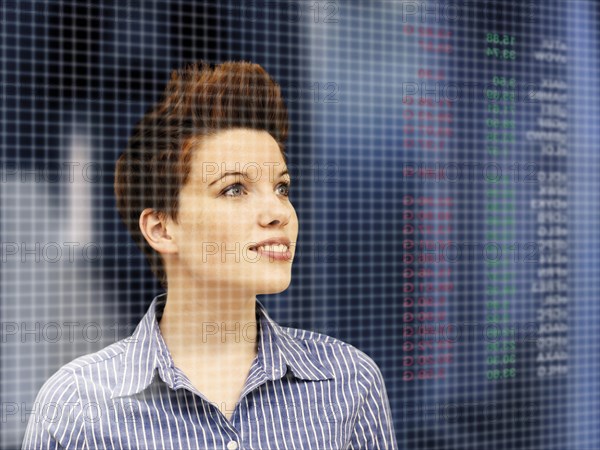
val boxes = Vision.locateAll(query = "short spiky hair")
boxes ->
[114,60,289,289]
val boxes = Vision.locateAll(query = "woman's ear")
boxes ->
[139,208,178,254]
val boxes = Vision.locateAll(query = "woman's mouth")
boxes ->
[249,244,292,261]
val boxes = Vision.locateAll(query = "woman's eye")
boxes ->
[222,183,247,197]
[277,182,291,197]
[221,182,290,198]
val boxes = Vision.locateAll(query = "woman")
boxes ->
[22,60,398,449]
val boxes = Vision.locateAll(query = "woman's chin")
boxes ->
[253,275,292,295]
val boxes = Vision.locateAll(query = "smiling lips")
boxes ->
[249,239,292,261]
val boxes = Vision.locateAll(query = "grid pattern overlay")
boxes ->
[1,1,599,449]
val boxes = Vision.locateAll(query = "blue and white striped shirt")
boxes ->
[22,293,398,449]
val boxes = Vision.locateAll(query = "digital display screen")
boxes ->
[1,2,598,449]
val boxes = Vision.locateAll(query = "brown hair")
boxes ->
[114,60,289,290]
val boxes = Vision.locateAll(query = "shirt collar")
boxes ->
[255,298,335,382]
[111,293,334,399]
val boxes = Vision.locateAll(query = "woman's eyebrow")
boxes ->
[208,169,289,186]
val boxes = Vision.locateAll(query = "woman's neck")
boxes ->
[158,284,259,363]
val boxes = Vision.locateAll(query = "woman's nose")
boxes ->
[258,194,292,227]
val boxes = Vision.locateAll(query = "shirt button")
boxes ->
[227,441,239,450]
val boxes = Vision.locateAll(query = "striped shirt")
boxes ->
[22,293,398,449]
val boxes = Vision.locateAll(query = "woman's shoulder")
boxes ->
[23,339,131,449]
[34,338,129,401]
[58,338,128,375]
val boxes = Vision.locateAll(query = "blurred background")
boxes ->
[1,1,599,449]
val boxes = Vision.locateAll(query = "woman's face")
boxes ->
[166,128,298,295]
